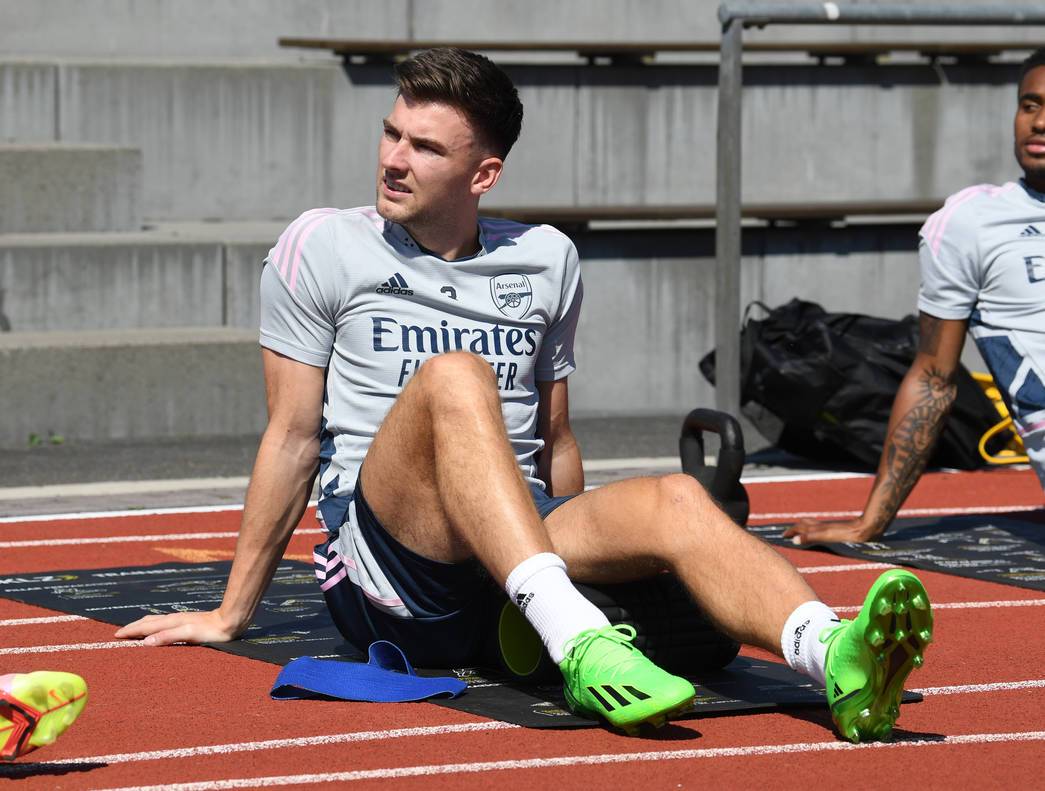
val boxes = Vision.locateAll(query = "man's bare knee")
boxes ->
[416,351,497,398]
[656,474,731,530]
[656,473,719,519]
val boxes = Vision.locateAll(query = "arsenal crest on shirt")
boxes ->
[490,273,533,319]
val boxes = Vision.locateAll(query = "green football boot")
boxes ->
[559,624,696,735]
[822,569,933,743]
[1,671,88,761]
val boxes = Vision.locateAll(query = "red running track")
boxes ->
[0,466,1043,789]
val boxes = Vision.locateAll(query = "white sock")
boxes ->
[780,600,841,687]
[504,552,609,664]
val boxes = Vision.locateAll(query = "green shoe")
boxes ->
[822,569,933,743]
[1,671,88,760]
[559,624,696,735]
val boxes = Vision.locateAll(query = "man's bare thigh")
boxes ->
[357,373,462,562]
[543,476,674,584]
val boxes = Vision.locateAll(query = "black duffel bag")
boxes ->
[699,299,1001,470]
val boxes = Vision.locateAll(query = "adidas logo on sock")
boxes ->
[515,591,534,612]
[1020,225,1042,237]
[376,272,414,295]
[792,619,810,657]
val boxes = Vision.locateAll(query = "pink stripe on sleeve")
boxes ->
[286,209,339,292]
[927,187,988,256]
[271,208,334,278]
[925,182,1018,256]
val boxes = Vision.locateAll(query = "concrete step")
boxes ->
[0,223,282,332]
[0,327,265,448]
[0,221,986,448]
[0,144,142,233]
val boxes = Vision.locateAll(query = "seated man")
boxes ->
[116,47,933,740]
[787,48,1045,546]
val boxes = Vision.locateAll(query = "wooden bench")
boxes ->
[279,37,1036,65]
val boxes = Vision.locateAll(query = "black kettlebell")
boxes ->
[679,408,749,526]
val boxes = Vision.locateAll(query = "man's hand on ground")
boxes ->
[114,610,243,646]
[782,518,882,546]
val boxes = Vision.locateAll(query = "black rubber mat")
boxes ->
[0,561,914,729]
[751,510,1045,592]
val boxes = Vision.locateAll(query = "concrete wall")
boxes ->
[0,0,406,60]
[569,224,985,417]
[0,59,1024,219]
[59,62,338,220]
[0,62,56,141]
[344,61,1027,210]
[0,144,141,232]
[0,1,1039,60]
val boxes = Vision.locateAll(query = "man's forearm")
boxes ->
[217,430,319,633]
[862,363,958,534]
[543,431,584,496]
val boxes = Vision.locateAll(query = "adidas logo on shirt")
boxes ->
[376,272,414,296]
[1020,225,1042,237]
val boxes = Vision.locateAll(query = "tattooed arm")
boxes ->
[783,313,969,544]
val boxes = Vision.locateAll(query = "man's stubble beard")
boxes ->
[1025,165,1045,189]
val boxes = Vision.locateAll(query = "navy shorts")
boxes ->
[314,476,575,667]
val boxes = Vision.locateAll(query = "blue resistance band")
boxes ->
[270,640,467,703]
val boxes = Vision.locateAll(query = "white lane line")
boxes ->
[0,477,251,502]
[914,680,1045,696]
[27,722,518,769]
[0,503,255,524]
[583,457,679,471]
[834,598,1045,614]
[0,466,881,507]
[0,527,324,549]
[753,503,1042,521]
[0,462,679,502]
[0,640,145,656]
[584,460,868,482]
[2,484,1039,525]
[0,614,86,627]
[797,562,898,574]
[0,679,1033,776]
[581,468,871,492]
[742,471,871,484]
[94,730,1045,790]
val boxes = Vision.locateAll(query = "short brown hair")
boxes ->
[394,47,524,159]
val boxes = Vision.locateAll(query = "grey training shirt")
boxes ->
[918,180,1045,485]
[259,207,582,589]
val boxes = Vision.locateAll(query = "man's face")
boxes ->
[1014,64,1045,186]
[375,95,486,228]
